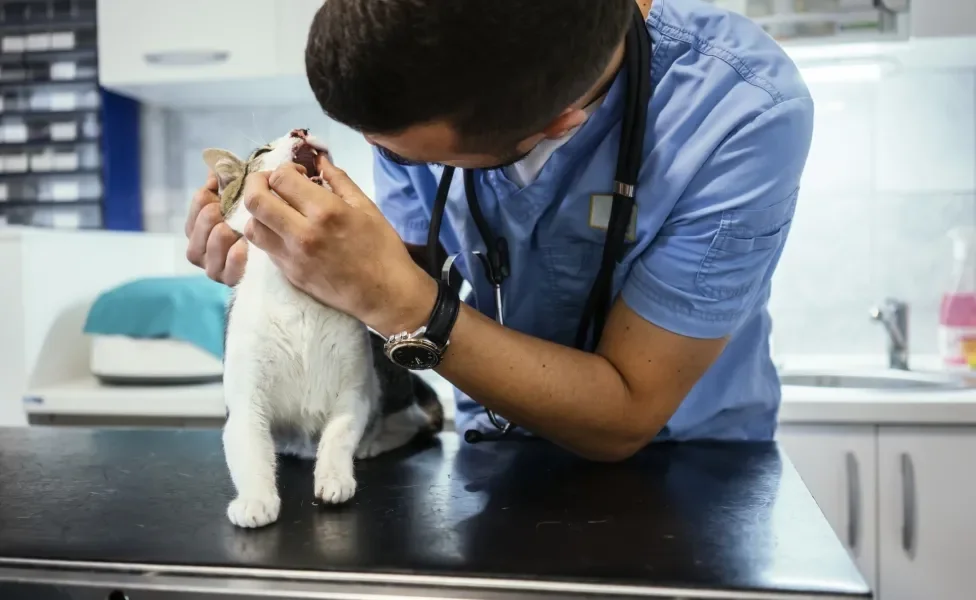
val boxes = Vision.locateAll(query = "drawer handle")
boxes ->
[901,452,917,559]
[144,51,229,66]
[845,451,860,552]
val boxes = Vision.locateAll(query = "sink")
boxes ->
[779,370,975,391]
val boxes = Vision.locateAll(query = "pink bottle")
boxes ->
[939,227,976,371]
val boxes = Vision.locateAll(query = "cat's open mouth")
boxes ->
[293,142,325,179]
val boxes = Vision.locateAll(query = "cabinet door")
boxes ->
[878,427,976,600]
[777,424,878,592]
[276,0,326,76]
[98,0,278,86]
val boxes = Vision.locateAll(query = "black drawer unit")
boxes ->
[0,0,140,231]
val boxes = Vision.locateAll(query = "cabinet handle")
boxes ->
[144,51,229,66]
[901,452,917,559]
[845,451,860,552]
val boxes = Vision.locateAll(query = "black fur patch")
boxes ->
[370,332,444,433]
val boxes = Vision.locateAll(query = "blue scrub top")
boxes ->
[374,0,815,441]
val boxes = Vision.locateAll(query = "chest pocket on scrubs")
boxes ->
[696,191,798,301]
[540,198,638,345]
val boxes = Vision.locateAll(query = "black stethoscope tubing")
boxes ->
[426,6,653,443]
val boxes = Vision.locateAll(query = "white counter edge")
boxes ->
[23,375,459,423]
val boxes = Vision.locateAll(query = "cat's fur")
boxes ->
[203,129,442,529]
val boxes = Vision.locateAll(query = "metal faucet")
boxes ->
[870,298,909,370]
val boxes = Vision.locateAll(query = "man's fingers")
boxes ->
[243,171,306,237]
[317,156,377,213]
[186,203,224,267]
[204,223,240,282]
[244,217,287,258]
[268,163,332,218]
[186,178,220,238]
[223,238,248,286]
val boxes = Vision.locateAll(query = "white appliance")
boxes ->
[89,335,222,385]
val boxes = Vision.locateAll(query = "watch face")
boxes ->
[389,343,439,370]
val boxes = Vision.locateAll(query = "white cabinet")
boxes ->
[777,424,878,592]
[780,422,976,600]
[710,0,976,42]
[911,0,976,38]
[276,0,326,76]
[98,0,278,87]
[877,427,976,600]
[708,0,908,43]
[97,0,321,106]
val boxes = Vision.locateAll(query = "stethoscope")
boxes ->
[427,5,652,444]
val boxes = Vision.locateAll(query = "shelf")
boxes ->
[0,76,96,91]
[0,108,98,120]
[23,376,226,418]
[0,47,95,64]
[0,166,100,180]
[0,138,97,151]
[0,199,99,208]
[0,18,96,35]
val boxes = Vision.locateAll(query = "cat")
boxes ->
[203,128,442,529]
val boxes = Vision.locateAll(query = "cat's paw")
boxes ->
[354,439,382,460]
[314,467,356,504]
[227,494,281,528]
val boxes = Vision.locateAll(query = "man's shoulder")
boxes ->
[649,0,812,110]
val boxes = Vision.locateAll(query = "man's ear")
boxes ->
[540,108,588,140]
[202,149,245,193]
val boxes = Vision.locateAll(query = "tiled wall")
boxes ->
[142,66,976,358]
[772,67,976,356]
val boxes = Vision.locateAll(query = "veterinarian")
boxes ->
[184,0,814,461]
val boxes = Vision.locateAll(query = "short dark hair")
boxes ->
[305,0,632,152]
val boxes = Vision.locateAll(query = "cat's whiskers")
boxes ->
[238,131,263,150]
[250,112,268,146]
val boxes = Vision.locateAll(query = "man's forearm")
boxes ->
[435,303,659,461]
[399,243,674,460]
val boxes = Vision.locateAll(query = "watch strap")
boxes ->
[424,279,460,349]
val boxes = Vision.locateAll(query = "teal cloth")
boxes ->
[83,275,232,359]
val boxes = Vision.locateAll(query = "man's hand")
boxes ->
[241,160,437,334]
[185,172,248,286]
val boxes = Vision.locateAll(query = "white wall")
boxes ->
[141,65,976,358]
[0,229,196,425]
[773,67,976,356]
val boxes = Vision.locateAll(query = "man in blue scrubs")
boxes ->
[185,0,814,461]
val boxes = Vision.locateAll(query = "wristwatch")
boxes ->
[384,279,460,370]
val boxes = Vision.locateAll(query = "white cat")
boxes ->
[203,129,441,529]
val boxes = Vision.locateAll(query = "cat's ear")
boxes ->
[202,149,245,193]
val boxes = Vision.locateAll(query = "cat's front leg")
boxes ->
[223,404,280,528]
[314,386,370,504]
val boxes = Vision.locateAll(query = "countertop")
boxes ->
[0,427,870,599]
[25,369,976,429]
[777,355,976,425]
[21,356,976,428]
